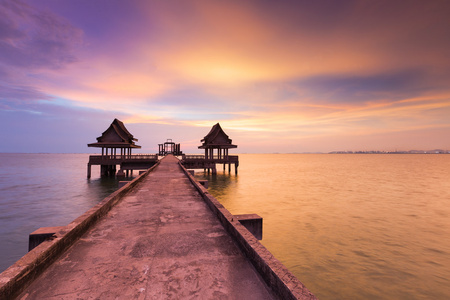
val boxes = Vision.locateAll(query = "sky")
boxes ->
[1,0,450,153]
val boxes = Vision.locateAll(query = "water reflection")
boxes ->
[193,154,450,300]
[86,176,125,200]
[195,169,238,200]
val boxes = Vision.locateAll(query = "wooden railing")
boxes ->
[182,155,238,162]
[89,154,158,164]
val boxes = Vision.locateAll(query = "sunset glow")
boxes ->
[1,0,450,153]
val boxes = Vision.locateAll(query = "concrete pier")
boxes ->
[0,155,315,300]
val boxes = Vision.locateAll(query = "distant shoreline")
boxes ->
[328,150,450,154]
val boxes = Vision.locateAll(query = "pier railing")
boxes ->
[182,155,239,163]
[89,154,238,165]
[89,154,158,164]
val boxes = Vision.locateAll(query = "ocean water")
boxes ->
[195,154,450,299]
[1,153,449,299]
[0,154,132,273]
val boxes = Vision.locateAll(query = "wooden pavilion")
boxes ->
[198,123,237,160]
[87,119,157,178]
[181,123,239,174]
[88,118,141,158]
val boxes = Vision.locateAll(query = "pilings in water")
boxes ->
[87,164,137,179]
[101,165,116,177]
[87,155,158,179]
[204,163,237,175]
[182,155,239,175]
[87,163,117,179]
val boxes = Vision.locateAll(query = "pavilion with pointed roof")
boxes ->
[87,119,159,178]
[198,123,237,160]
[88,118,141,158]
[180,123,239,174]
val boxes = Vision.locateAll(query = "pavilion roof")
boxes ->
[88,118,141,148]
[198,123,237,149]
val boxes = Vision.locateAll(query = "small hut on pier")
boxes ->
[88,118,141,157]
[87,119,142,177]
[197,123,238,174]
[199,123,237,159]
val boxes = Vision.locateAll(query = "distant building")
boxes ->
[158,139,183,156]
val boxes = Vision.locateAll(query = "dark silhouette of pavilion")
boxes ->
[87,119,157,178]
[181,123,239,174]
[88,118,141,157]
[198,123,237,160]
[87,120,238,177]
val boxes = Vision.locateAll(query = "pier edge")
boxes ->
[0,161,160,300]
[178,161,317,300]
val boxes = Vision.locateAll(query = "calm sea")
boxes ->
[1,153,449,299]
[195,154,450,300]
[0,154,131,273]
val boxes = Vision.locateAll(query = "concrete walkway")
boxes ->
[18,155,275,299]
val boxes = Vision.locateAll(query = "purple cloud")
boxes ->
[0,83,51,103]
[0,0,83,70]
